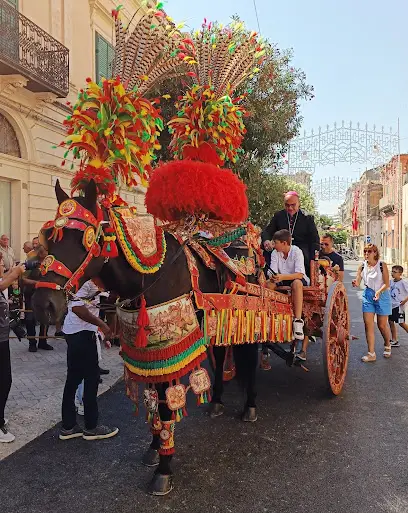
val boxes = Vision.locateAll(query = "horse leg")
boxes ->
[233,343,259,422]
[209,345,226,418]
[147,383,175,496]
[141,414,161,468]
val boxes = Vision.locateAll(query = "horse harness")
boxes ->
[36,199,105,295]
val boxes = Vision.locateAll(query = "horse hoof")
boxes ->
[209,402,225,418]
[241,407,258,422]
[141,447,160,467]
[148,473,174,496]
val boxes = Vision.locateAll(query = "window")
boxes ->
[95,32,114,83]
[0,180,11,238]
[0,113,21,157]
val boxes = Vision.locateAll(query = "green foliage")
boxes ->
[245,170,316,227]
[318,215,334,229]
[331,230,348,245]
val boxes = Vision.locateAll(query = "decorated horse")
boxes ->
[31,5,286,496]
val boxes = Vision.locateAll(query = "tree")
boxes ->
[245,170,316,227]
[318,215,334,229]
[332,230,348,246]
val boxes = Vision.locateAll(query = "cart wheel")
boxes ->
[322,281,350,395]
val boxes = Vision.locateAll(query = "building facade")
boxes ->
[0,0,146,260]
[339,171,382,256]
[379,155,408,265]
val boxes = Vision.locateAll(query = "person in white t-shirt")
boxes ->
[388,265,408,347]
[59,280,119,442]
[268,229,309,346]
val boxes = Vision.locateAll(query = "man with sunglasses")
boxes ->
[262,191,320,275]
[319,233,344,282]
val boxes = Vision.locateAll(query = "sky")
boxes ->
[167,0,408,215]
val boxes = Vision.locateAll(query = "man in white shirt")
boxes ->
[60,280,119,441]
[269,229,308,342]
[0,235,15,272]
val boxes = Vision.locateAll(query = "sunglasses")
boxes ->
[363,249,373,254]
[285,203,297,208]
[321,242,330,247]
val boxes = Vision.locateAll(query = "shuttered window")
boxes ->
[1,0,19,61]
[95,32,114,83]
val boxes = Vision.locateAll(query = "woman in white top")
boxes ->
[352,244,392,362]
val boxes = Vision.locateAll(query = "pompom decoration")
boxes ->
[168,85,248,166]
[145,160,248,223]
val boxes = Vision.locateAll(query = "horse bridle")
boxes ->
[36,199,104,293]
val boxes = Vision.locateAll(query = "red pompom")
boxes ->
[145,160,248,223]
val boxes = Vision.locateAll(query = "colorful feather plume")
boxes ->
[62,77,163,201]
[60,3,196,204]
[167,19,265,166]
[111,1,196,95]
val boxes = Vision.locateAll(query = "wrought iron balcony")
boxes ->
[0,0,69,97]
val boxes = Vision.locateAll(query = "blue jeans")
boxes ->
[362,287,392,316]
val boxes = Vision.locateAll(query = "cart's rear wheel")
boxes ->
[322,281,350,395]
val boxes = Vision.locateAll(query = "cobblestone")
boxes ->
[0,329,123,460]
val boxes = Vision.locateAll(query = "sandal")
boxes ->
[361,352,376,362]
[383,346,392,358]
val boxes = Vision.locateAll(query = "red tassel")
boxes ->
[101,239,119,258]
[135,295,150,348]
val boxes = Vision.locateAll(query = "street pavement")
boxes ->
[1,262,408,513]
[0,332,123,460]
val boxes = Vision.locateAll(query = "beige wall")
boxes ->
[0,0,146,260]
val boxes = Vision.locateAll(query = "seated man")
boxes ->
[319,233,344,282]
[268,229,309,342]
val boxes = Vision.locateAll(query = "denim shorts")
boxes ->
[362,287,392,316]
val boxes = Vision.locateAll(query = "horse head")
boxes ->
[31,179,106,325]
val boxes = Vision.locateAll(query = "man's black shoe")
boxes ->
[28,344,37,353]
[38,342,54,350]
[99,367,110,375]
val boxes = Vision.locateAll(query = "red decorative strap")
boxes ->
[40,255,72,279]
[64,243,100,292]
[35,282,62,291]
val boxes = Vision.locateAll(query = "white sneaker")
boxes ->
[76,403,84,416]
[293,318,305,341]
[0,424,15,443]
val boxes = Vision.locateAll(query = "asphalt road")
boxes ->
[1,262,408,513]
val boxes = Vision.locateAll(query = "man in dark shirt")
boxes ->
[319,233,344,281]
[262,191,320,274]
[22,245,53,352]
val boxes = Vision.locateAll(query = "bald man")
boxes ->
[262,191,320,275]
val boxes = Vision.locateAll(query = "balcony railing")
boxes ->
[0,0,69,97]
